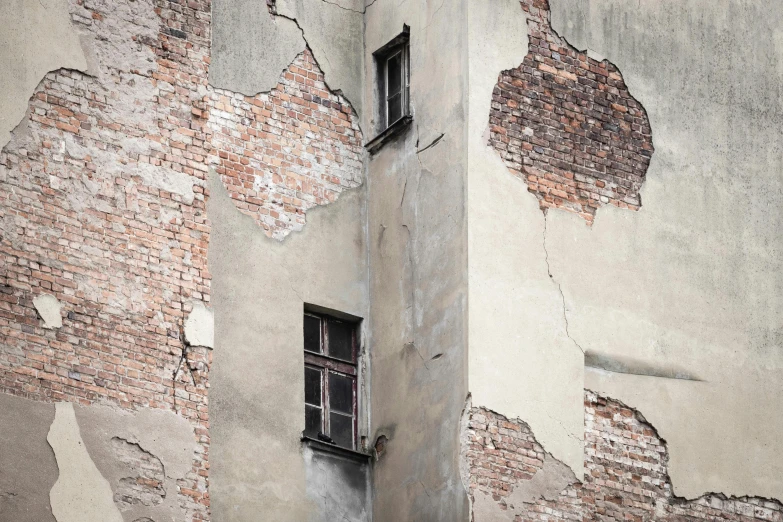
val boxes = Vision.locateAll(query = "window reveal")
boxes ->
[303,312,359,450]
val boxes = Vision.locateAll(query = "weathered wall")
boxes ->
[467,0,584,477]
[1,0,212,519]
[303,444,372,522]
[208,169,369,520]
[546,0,783,500]
[462,393,783,521]
[207,1,370,519]
[0,393,200,522]
[468,0,783,507]
[0,0,90,147]
[363,0,470,519]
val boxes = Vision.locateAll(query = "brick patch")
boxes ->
[489,0,654,223]
[463,392,783,521]
[207,49,363,240]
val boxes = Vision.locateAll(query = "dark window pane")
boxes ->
[387,94,402,125]
[329,372,353,414]
[305,367,322,406]
[305,405,322,438]
[387,53,402,96]
[304,314,321,353]
[330,412,353,449]
[327,320,354,361]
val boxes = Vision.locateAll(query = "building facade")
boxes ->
[0,0,781,520]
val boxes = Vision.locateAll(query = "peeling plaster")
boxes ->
[211,0,364,119]
[33,293,63,329]
[73,404,197,522]
[210,0,304,96]
[184,301,214,349]
[47,402,124,522]
[0,0,90,148]
[275,0,365,119]
[546,0,783,499]
[467,0,584,477]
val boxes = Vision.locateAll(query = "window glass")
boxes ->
[329,372,353,414]
[305,405,322,438]
[387,52,402,96]
[304,314,321,353]
[305,367,322,406]
[387,94,402,125]
[327,320,354,362]
[330,412,353,448]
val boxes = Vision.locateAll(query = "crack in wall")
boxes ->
[542,214,584,355]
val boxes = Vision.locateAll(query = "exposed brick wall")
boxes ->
[463,393,783,521]
[207,49,363,240]
[112,437,166,509]
[0,0,211,518]
[489,0,654,223]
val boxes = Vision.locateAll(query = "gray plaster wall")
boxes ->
[466,0,585,477]
[0,393,199,522]
[211,0,364,119]
[363,0,471,519]
[208,170,370,520]
[0,0,90,148]
[544,0,783,501]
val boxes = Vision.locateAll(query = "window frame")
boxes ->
[303,311,359,450]
[375,29,410,132]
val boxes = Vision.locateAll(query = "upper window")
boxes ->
[375,29,410,131]
[303,311,359,450]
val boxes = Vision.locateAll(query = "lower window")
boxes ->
[303,311,359,450]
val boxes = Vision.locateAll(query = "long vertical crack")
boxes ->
[543,214,584,355]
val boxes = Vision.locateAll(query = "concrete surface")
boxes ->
[0,394,58,522]
[33,294,63,329]
[466,0,584,477]
[184,301,215,349]
[0,0,90,148]
[546,0,783,501]
[73,404,197,522]
[208,168,369,520]
[47,402,124,522]
[210,0,305,95]
[364,0,471,518]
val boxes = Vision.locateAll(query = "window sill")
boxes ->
[301,436,372,462]
[365,115,413,155]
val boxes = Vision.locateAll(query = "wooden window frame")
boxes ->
[304,312,359,450]
[374,28,410,132]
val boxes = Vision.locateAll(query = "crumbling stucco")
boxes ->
[0,0,90,148]
[73,403,197,522]
[47,402,124,522]
[211,0,364,119]
[33,294,63,329]
[545,0,783,500]
[275,0,364,118]
[467,0,584,477]
[210,0,305,96]
[184,301,215,349]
